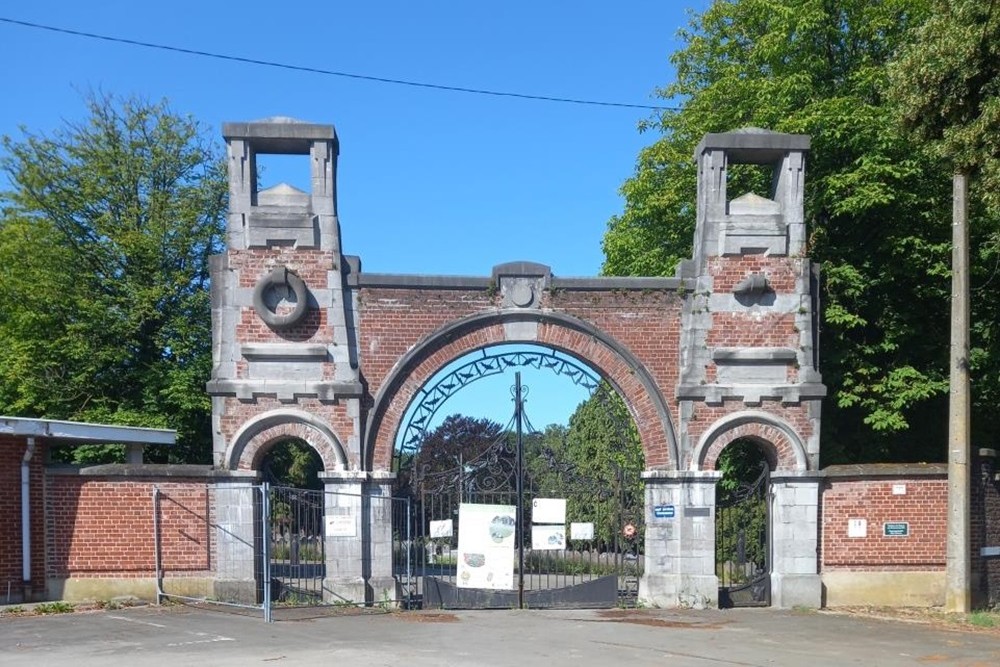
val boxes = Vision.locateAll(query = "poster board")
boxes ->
[456,503,516,590]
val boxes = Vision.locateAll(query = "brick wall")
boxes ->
[974,451,1000,606]
[0,437,46,599]
[820,465,947,571]
[359,286,684,470]
[45,472,213,580]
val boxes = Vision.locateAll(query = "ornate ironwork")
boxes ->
[717,461,771,608]
[413,413,519,496]
[394,347,600,468]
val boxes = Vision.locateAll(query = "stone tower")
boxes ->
[647,128,826,608]
[207,118,363,474]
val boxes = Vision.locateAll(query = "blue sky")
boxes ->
[0,1,708,430]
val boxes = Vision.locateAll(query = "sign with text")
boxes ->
[456,503,516,590]
[883,522,910,537]
[531,525,566,550]
[531,498,566,524]
[653,505,676,519]
[325,512,356,537]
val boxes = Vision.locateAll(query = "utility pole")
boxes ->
[946,172,971,614]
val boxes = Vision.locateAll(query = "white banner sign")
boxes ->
[531,525,566,550]
[531,498,566,524]
[325,512,356,537]
[456,503,516,590]
[570,522,594,541]
[429,519,453,539]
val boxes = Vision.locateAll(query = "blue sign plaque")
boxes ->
[653,505,676,519]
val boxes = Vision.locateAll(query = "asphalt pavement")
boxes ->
[3,603,1000,666]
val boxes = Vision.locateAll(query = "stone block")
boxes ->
[821,571,944,607]
[771,573,822,608]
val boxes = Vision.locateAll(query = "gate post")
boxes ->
[769,473,822,608]
[320,472,367,604]
[320,471,399,605]
[365,471,398,606]
[212,474,261,605]
[640,470,722,608]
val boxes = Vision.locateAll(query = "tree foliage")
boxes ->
[604,0,1000,462]
[409,414,508,498]
[531,386,644,549]
[0,93,227,463]
[261,439,324,489]
[888,0,1000,449]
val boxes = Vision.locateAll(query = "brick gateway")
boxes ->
[6,119,984,609]
[204,119,826,609]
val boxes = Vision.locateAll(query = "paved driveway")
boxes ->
[4,604,1000,666]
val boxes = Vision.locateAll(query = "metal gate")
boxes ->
[154,482,409,622]
[267,485,326,605]
[716,463,770,608]
[394,370,644,609]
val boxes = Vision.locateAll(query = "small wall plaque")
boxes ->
[883,522,910,537]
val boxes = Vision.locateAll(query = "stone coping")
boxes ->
[351,272,688,292]
[821,463,947,479]
[45,464,253,479]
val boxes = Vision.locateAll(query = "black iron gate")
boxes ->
[716,463,770,608]
[266,485,326,605]
[394,368,644,609]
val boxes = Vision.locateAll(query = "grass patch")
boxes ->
[34,602,74,615]
[967,610,999,628]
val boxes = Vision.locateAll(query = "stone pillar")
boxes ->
[365,471,398,605]
[212,474,261,605]
[770,473,822,608]
[320,471,399,605]
[640,470,721,608]
[320,472,366,604]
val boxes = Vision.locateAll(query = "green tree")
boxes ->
[548,385,644,549]
[261,439,324,489]
[409,414,508,497]
[603,0,983,463]
[0,93,227,463]
[887,0,1000,449]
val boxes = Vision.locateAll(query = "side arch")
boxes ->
[691,410,808,472]
[226,408,348,472]
[363,309,679,471]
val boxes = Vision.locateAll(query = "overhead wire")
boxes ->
[0,16,682,112]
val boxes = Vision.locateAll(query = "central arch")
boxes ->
[363,310,679,472]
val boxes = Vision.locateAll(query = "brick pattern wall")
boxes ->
[697,418,804,471]
[45,475,213,579]
[0,438,45,597]
[220,396,357,470]
[820,473,946,571]
[706,257,800,349]
[359,287,684,470]
[974,454,1000,606]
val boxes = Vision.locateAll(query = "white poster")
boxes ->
[325,512,356,537]
[531,524,566,550]
[429,519,453,539]
[456,503,516,590]
[570,522,594,541]
[531,498,566,524]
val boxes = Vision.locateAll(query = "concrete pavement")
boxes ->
[3,604,1000,666]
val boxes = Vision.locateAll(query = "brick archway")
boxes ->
[691,410,808,473]
[227,408,348,472]
[364,310,679,471]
